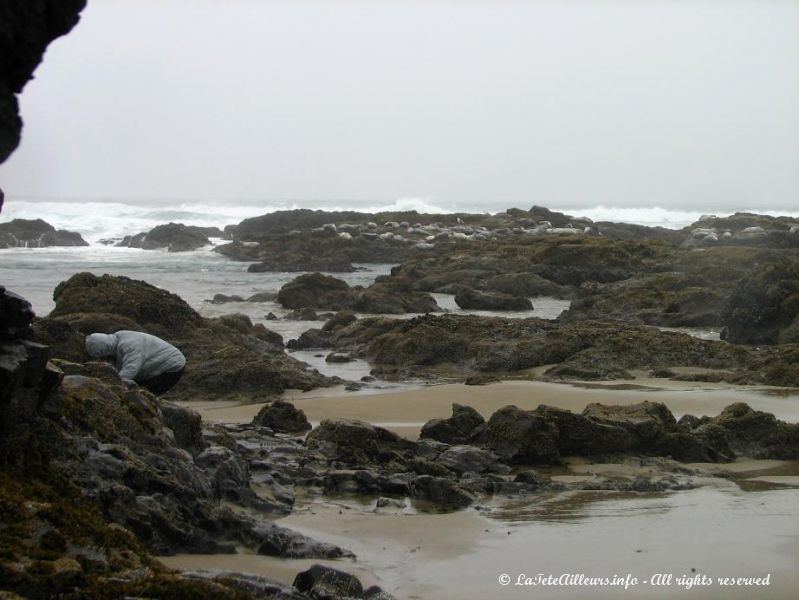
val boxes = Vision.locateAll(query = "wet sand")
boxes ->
[162,480,799,599]
[185,379,799,438]
[170,380,799,599]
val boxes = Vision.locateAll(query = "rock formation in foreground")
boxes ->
[35,272,336,401]
[0,0,88,163]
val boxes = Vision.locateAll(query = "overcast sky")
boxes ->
[0,0,797,212]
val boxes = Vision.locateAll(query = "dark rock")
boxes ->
[0,0,87,162]
[253,524,349,559]
[293,564,364,598]
[284,307,319,321]
[30,317,86,362]
[454,287,533,311]
[513,470,541,486]
[322,309,357,332]
[581,401,678,440]
[0,339,54,435]
[409,475,475,509]
[278,273,350,309]
[705,403,799,459]
[484,272,574,299]
[325,352,353,363]
[475,405,560,465]
[246,291,278,302]
[158,401,205,455]
[305,418,381,464]
[535,404,637,456]
[434,445,508,475]
[650,367,676,378]
[49,273,332,400]
[721,261,799,345]
[252,400,311,434]
[0,286,35,341]
[464,374,500,386]
[278,273,439,315]
[286,328,333,350]
[208,293,244,304]
[117,222,213,252]
[420,404,485,445]
[0,219,88,248]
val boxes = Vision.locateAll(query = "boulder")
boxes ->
[305,418,381,463]
[704,403,799,459]
[48,273,332,400]
[117,222,213,252]
[409,475,475,510]
[420,404,485,444]
[293,564,364,598]
[435,445,507,475]
[534,405,637,456]
[207,293,244,304]
[251,400,311,433]
[721,261,799,344]
[484,272,574,299]
[454,287,533,311]
[322,309,357,332]
[246,291,277,302]
[0,219,88,248]
[277,272,350,309]
[581,401,678,441]
[0,286,35,341]
[283,307,318,321]
[475,405,560,465]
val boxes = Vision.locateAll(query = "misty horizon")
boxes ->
[1,0,798,214]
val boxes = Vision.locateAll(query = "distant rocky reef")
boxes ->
[116,222,222,252]
[0,218,88,248]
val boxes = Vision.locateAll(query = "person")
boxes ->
[85,330,186,395]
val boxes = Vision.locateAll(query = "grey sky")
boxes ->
[1,0,798,212]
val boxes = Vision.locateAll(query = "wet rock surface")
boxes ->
[721,262,799,345]
[117,222,220,252]
[252,399,312,433]
[38,273,336,400]
[298,312,799,387]
[0,218,88,248]
[278,272,440,315]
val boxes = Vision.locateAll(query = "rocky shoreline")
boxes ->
[2,204,799,598]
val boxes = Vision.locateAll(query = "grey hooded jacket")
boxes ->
[85,331,186,382]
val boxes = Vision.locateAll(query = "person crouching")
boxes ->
[85,330,186,395]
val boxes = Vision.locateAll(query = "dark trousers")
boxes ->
[139,368,184,395]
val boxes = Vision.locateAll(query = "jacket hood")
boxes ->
[85,333,118,358]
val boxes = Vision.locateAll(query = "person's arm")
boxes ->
[117,345,145,381]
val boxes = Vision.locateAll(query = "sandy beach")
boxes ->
[165,379,799,599]
[184,378,799,438]
[162,466,799,599]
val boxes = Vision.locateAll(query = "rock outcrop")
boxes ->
[38,273,335,400]
[721,261,799,345]
[0,0,87,163]
[117,222,220,252]
[453,286,532,311]
[0,218,88,248]
[277,272,440,315]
